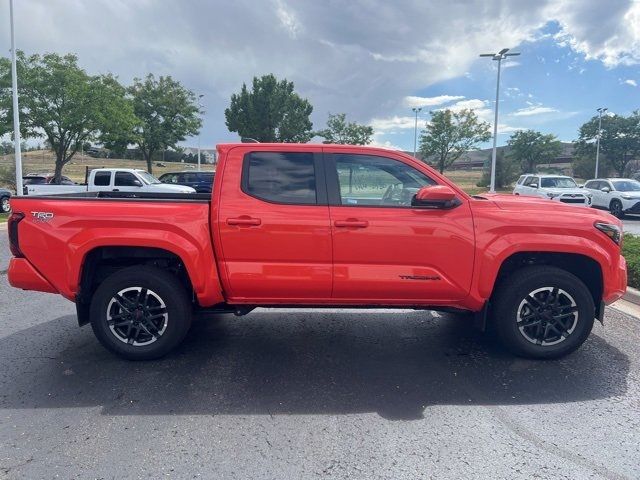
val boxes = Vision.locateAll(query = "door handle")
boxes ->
[227,216,262,226]
[112,189,119,192]
[334,219,369,228]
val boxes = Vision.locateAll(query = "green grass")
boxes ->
[623,233,640,289]
[0,213,8,223]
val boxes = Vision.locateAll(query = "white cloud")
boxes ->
[624,79,637,87]
[550,1,640,67]
[511,105,559,117]
[274,0,302,38]
[369,116,417,133]
[403,95,465,108]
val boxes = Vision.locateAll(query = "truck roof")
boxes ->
[216,143,397,153]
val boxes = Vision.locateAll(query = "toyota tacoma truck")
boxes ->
[7,144,627,360]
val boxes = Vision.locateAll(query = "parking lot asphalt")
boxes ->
[1,232,639,479]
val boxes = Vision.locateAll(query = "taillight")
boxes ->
[8,212,25,258]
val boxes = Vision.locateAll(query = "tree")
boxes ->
[126,74,202,174]
[316,113,373,145]
[575,112,640,177]
[225,74,313,142]
[507,130,562,173]
[0,52,136,183]
[419,109,491,173]
[477,149,519,189]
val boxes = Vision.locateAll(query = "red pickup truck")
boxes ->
[7,144,627,360]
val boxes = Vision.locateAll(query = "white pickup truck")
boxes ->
[24,168,196,196]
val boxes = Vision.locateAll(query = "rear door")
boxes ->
[584,180,602,206]
[216,148,332,302]
[324,150,475,303]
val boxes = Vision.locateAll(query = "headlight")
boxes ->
[621,194,633,200]
[594,222,621,245]
[546,192,560,198]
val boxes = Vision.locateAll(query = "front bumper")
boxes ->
[7,257,58,294]
[551,194,591,206]
[603,255,627,304]
[622,199,640,213]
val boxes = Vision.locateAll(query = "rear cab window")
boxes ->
[242,151,321,205]
[93,171,111,186]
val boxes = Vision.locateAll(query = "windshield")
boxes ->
[137,171,161,184]
[541,177,577,188]
[612,180,640,192]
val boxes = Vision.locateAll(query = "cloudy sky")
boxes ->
[1,0,639,150]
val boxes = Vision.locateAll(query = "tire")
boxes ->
[491,266,595,359]
[89,266,192,360]
[0,196,10,213]
[610,199,624,219]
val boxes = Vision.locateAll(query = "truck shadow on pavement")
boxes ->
[0,310,630,420]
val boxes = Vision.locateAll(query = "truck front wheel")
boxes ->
[89,266,192,360]
[491,266,595,359]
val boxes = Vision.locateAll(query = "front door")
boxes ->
[216,149,332,302]
[325,151,475,303]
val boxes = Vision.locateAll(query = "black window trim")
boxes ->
[324,152,438,209]
[240,151,327,206]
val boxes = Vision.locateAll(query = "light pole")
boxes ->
[480,48,520,193]
[9,0,23,196]
[197,94,204,171]
[595,107,607,178]
[412,107,422,158]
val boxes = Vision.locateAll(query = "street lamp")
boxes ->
[9,0,23,196]
[480,48,520,193]
[595,107,608,178]
[197,94,204,172]
[412,107,422,158]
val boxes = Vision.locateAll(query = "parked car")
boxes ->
[7,144,626,361]
[158,171,215,193]
[584,178,640,218]
[0,187,11,213]
[513,174,592,206]
[24,168,196,196]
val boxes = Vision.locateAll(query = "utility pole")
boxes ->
[479,48,520,193]
[412,107,422,158]
[10,0,23,196]
[197,94,204,171]
[595,107,607,178]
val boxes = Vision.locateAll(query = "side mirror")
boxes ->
[601,186,611,193]
[412,185,460,209]
[133,179,143,187]
[530,183,539,189]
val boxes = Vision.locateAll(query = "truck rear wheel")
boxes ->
[89,266,192,360]
[491,266,595,359]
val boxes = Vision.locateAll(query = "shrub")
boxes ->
[623,234,640,289]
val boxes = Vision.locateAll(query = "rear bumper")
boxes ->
[603,255,627,304]
[7,257,58,294]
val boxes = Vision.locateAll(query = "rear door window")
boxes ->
[93,171,111,186]
[242,152,318,204]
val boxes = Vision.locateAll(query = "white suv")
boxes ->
[513,174,592,206]
[583,178,640,218]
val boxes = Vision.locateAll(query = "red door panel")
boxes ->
[215,147,332,302]
[330,204,475,302]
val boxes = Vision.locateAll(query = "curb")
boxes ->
[623,286,640,306]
